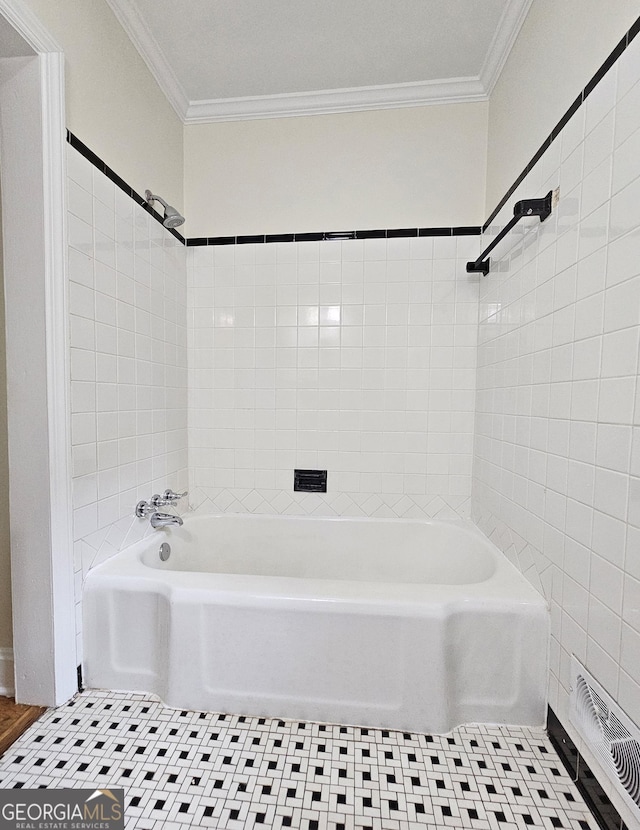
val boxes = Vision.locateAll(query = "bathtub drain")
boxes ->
[159,542,171,561]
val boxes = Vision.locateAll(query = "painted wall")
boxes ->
[184,103,488,238]
[0,196,11,652]
[23,0,183,214]
[473,31,640,827]
[486,0,640,213]
[187,233,480,521]
[67,144,188,661]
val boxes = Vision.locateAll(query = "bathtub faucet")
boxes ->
[149,511,184,529]
[135,497,185,529]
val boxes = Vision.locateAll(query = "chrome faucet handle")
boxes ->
[135,500,155,518]
[150,493,166,508]
[162,489,188,503]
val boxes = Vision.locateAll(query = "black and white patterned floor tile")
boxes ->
[0,691,594,830]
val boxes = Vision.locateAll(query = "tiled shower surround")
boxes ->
[58,18,640,829]
[471,22,640,797]
[66,146,188,660]
[187,236,480,519]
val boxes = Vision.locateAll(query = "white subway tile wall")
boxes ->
[186,234,480,519]
[67,145,188,661]
[472,31,640,815]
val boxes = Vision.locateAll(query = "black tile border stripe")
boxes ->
[66,131,186,245]
[185,226,481,245]
[67,12,640,247]
[483,13,640,232]
[547,707,627,830]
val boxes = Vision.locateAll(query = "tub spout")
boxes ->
[150,511,183,529]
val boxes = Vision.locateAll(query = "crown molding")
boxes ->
[106,0,530,124]
[479,0,533,95]
[184,77,488,124]
[104,0,189,120]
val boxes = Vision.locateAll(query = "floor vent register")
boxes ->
[570,656,640,823]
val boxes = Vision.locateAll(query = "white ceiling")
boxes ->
[106,0,532,123]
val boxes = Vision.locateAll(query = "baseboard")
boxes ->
[0,647,14,696]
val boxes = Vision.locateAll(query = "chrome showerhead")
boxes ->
[162,204,185,228]
[145,189,185,229]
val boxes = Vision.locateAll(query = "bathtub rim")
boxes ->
[83,513,549,611]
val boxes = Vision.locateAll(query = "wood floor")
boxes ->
[0,696,46,756]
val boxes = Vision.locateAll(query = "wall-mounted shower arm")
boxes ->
[144,189,186,229]
[145,190,169,209]
[466,191,554,276]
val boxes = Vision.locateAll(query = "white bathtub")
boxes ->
[83,514,548,733]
